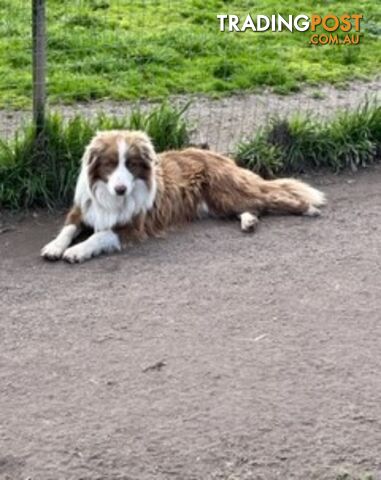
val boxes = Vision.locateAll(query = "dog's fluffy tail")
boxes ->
[261,177,326,216]
[270,178,326,207]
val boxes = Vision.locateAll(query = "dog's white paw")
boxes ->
[63,244,91,264]
[240,212,258,233]
[41,240,66,261]
[304,205,321,217]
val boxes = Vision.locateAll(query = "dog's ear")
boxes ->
[141,138,159,166]
[128,136,156,164]
[127,144,150,167]
[81,145,102,187]
[125,131,158,164]
[139,144,156,165]
[126,142,156,180]
[82,143,101,168]
[82,132,107,166]
[87,147,99,166]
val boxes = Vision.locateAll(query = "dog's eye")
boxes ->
[126,158,139,168]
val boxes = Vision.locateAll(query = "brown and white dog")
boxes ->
[41,130,325,263]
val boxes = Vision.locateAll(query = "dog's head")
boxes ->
[83,130,157,199]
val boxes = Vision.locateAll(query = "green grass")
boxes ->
[0,103,190,209]
[336,472,375,480]
[236,102,381,176]
[0,0,380,107]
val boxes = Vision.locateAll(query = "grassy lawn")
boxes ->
[0,0,380,107]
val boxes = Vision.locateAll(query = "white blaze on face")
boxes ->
[107,139,134,196]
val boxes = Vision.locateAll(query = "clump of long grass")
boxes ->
[129,102,191,152]
[0,102,190,210]
[236,102,381,177]
[1,102,381,211]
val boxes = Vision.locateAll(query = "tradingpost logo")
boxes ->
[217,14,363,45]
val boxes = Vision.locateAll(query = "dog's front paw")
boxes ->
[62,244,91,264]
[41,240,66,261]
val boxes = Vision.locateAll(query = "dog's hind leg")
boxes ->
[204,161,325,222]
[239,212,259,232]
[41,206,83,261]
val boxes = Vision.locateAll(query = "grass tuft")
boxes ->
[236,102,381,177]
[128,102,191,152]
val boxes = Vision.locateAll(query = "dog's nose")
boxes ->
[114,185,127,196]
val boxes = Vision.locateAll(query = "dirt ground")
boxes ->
[0,78,380,152]
[1,166,381,480]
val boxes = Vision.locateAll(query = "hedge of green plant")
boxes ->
[236,102,381,177]
[0,102,380,210]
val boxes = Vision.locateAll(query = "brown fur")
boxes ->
[64,205,82,227]
[115,144,323,242]
[64,131,325,245]
[87,138,119,188]
[87,131,155,190]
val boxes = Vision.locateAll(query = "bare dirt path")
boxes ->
[1,168,381,480]
[1,78,380,152]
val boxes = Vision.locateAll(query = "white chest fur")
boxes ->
[74,168,156,231]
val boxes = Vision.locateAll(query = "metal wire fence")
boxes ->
[0,1,380,152]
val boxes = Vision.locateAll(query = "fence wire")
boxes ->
[0,1,380,152]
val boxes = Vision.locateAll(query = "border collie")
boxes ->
[41,130,325,263]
